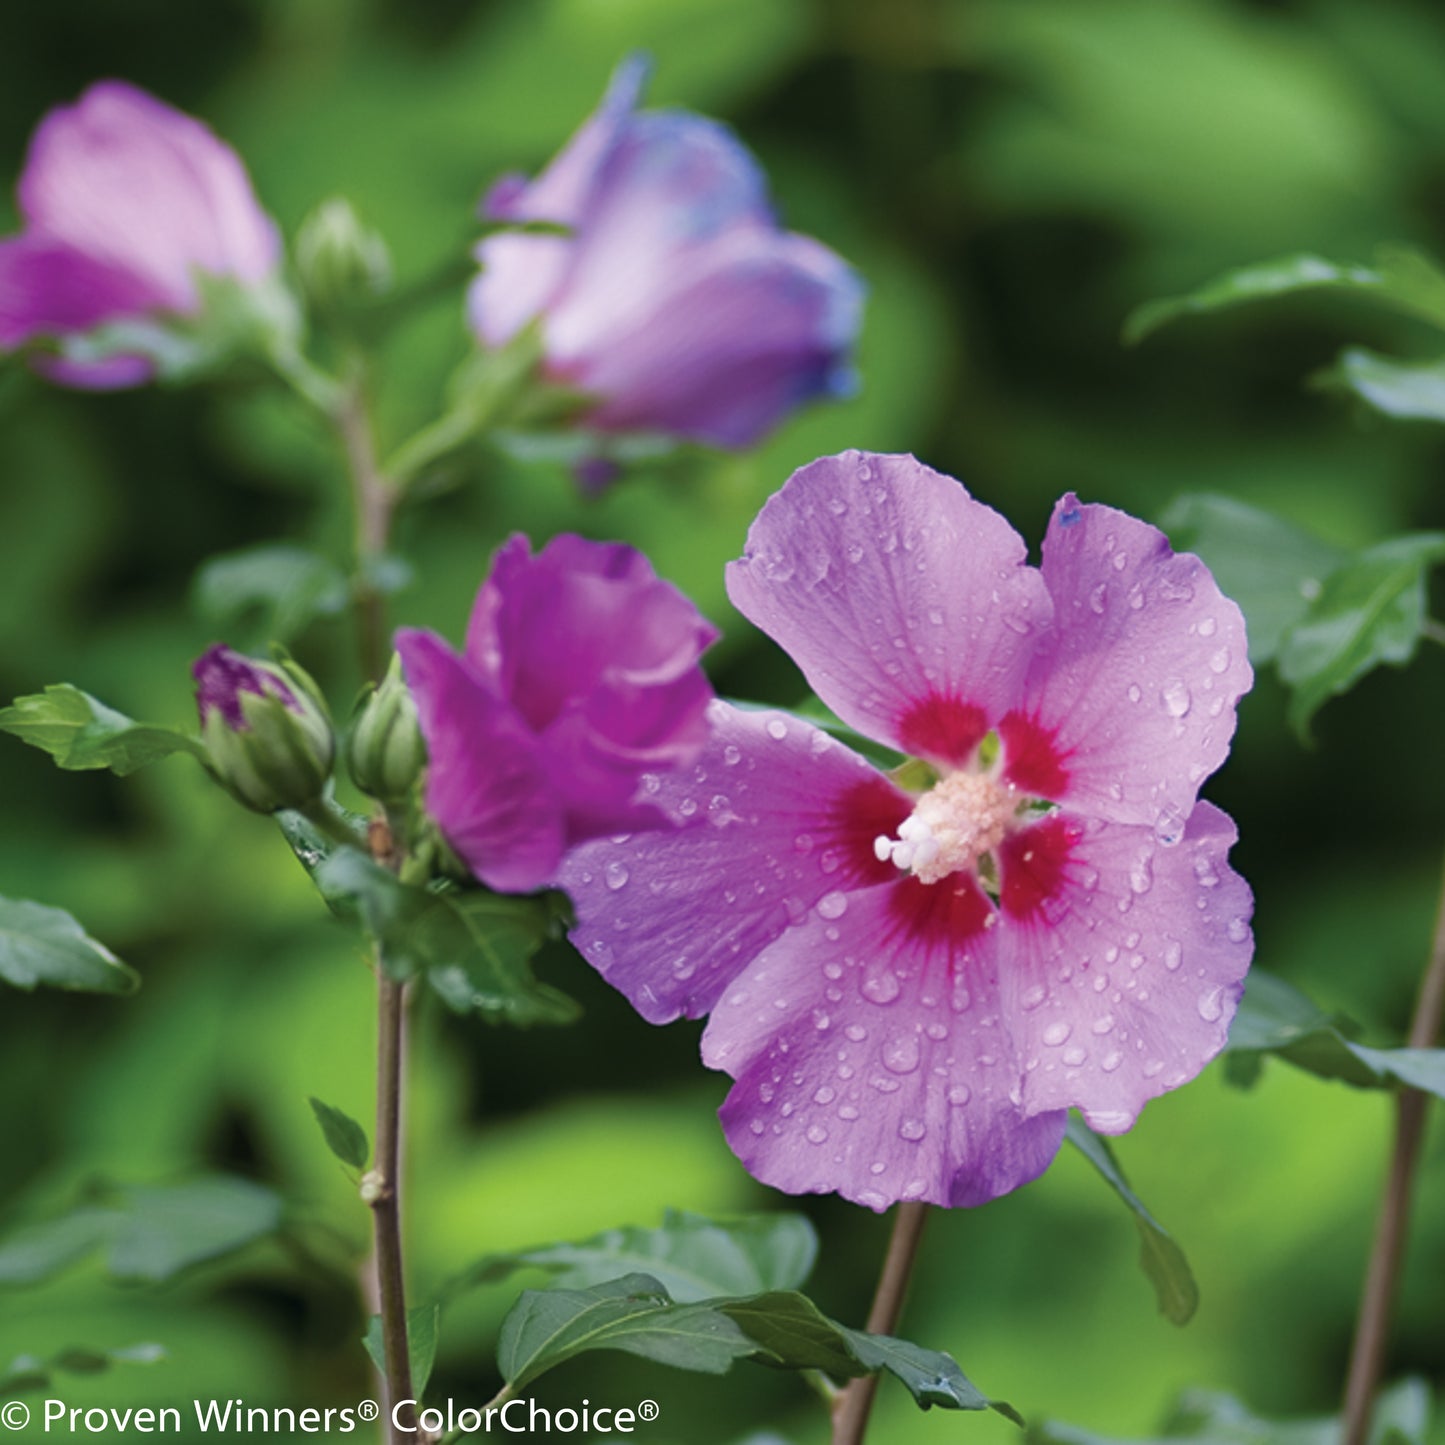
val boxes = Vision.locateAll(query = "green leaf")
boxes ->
[0,896,139,995]
[308,1097,369,1171]
[1159,495,1347,664]
[192,543,349,643]
[311,848,430,980]
[1065,1117,1198,1326]
[495,1272,1010,1416]
[1316,347,1445,424]
[364,1304,441,1398]
[498,1273,755,1391]
[1126,246,1445,344]
[1,1343,165,1399]
[1277,532,1445,737]
[0,1176,283,1288]
[451,1211,818,1304]
[0,684,204,776]
[1226,971,1445,1099]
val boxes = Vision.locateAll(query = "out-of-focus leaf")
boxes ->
[450,1210,818,1302]
[1317,347,1445,423]
[192,543,349,643]
[0,685,204,776]
[1277,532,1445,737]
[0,1177,282,1287]
[364,1304,440,1397]
[0,897,138,996]
[496,1272,1010,1415]
[1065,1117,1198,1326]
[1226,971,1445,1099]
[0,1343,165,1399]
[1160,495,1347,663]
[1126,248,1445,344]
[308,1097,369,1170]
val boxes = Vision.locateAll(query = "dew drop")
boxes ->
[1227,916,1249,943]
[899,1118,926,1141]
[813,1085,836,1105]
[948,1084,972,1106]
[845,1024,868,1042]
[1161,680,1192,718]
[1164,940,1183,971]
[1089,583,1108,614]
[604,862,630,891]
[1042,1021,1072,1046]
[1112,551,1128,572]
[1129,853,1154,895]
[806,1125,828,1145]
[1101,1050,1123,1073]
[766,718,788,741]
[1154,803,1185,847]
[1020,984,1046,1011]
[1127,683,1142,704]
[1062,1046,1087,1067]
[723,744,742,766]
[1091,1013,1115,1035]
[1193,855,1220,888]
[839,1103,860,1121]
[925,1021,948,1041]
[883,1034,921,1074]
[817,891,849,920]
[812,1009,831,1032]
[862,965,902,1005]
[1197,987,1224,1022]
[1209,648,1230,675]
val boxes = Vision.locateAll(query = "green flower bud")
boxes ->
[193,645,335,814]
[295,197,392,319]
[345,653,426,805]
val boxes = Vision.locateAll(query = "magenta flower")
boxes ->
[468,56,863,451]
[398,534,718,894]
[0,81,280,387]
[562,452,1254,1211]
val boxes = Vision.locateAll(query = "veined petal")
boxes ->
[997,802,1252,1132]
[727,452,1052,762]
[397,628,565,894]
[561,702,906,1025]
[1006,496,1252,828]
[702,883,1067,1210]
[19,81,279,310]
[0,234,166,348]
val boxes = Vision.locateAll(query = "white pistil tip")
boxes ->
[873,835,892,862]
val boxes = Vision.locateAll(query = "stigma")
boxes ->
[873,770,1017,885]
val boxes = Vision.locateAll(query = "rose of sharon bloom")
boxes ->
[469,56,863,451]
[398,534,718,895]
[0,81,280,387]
[562,452,1254,1211]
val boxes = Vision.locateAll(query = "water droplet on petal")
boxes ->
[948,1084,971,1106]
[817,891,848,920]
[883,1035,921,1074]
[1197,987,1224,1022]
[806,1125,828,1145]
[604,862,630,891]
[862,964,901,1005]
[1101,1051,1122,1073]
[1164,940,1183,971]
[1089,583,1107,614]
[766,718,788,740]
[1227,916,1249,943]
[1042,1021,1072,1046]
[1062,1046,1087,1066]
[1161,680,1192,717]
[899,1118,926,1141]
[1129,853,1154,894]
[1020,984,1046,1011]
[1209,648,1231,675]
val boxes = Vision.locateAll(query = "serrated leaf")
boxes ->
[0,896,138,995]
[1066,1117,1198,1326]
[1226,971,1445,1099]
[1126,247,1445,344]
[1316,347,1445,424]
[1,1342,165,1399]
[450,1211,818,1303]
[0,685,204,776]
[498,1274,755,1390]
[1277,532,1445,737]
[0,1177,282,1288]
[192,544,349,643]
[309,1097,369,1170]
[1159,495,1347,664]
[364,1304,440,1397]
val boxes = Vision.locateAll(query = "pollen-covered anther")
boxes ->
[873,770,1017,885]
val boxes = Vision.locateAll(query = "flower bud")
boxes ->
[296,197,392,320]
[344,653,426,805]
[193,645,334,814]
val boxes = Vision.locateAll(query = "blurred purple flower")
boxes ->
[468,56,863,451]
[0,81,280,387]
[563,452,1255,1211]
[398,534,717,894]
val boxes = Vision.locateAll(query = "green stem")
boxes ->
[830,1202,931,1445]
[1340,846,1445,1445]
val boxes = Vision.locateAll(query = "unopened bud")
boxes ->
[345,653,426,804]
[193,645,335,814]
[295,197,392,318]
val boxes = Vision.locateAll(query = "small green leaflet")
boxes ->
[496,1273,1012,1417]
[364,1304,440,1398]
[1065,1117,1198,1326]
[1159,495,1346,665]
[192,543,350,643]
[1,1343,165,1399]
[1028,1377,1430,1445]
[1225,971,1445,1099]
[1316,347,1445,425]
[0,1176,282,1287]
[308,1098,369,1170]
[1277,532,1445,738]
[1125,247,1445,344]
[0,896,138,995]
[0,685,204,776]
[448,1210,818,1303]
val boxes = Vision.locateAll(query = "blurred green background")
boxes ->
[1,0,1443,1441]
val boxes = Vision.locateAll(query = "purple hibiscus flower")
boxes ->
[0,81,280,387]
[468,56,863,452]
[562,452,1255,1211]
[398,533,718,895]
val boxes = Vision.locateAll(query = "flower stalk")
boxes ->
[1340,846,1445,1445]
[830,1202,930,1445]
